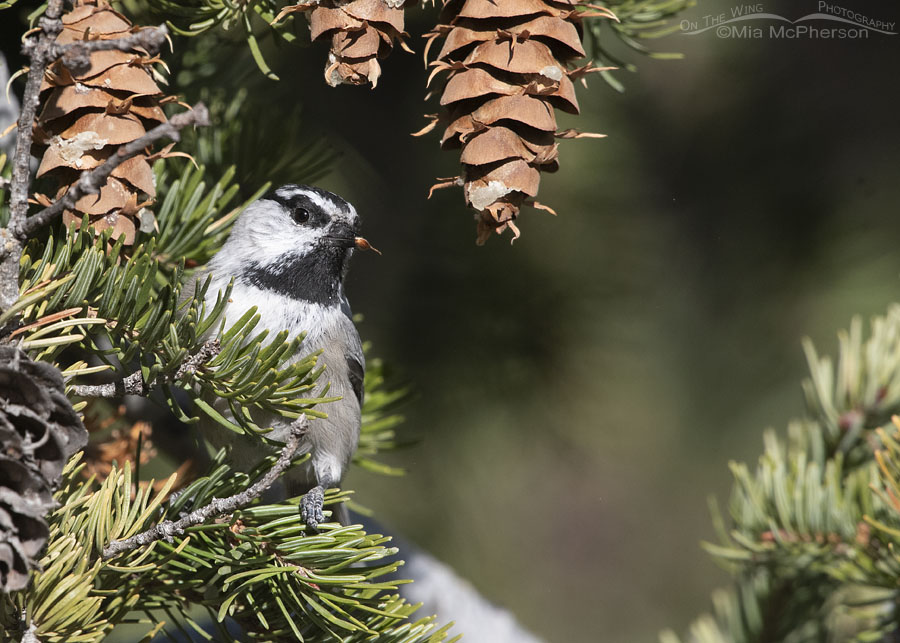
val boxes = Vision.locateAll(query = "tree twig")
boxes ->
[7,0,65,238]
[69,338,220,398]
[175,339,221,381]
[51,26,169,78]
[68,370,146,398]
[102,415,310,559]
[19,104,210,239]
[1,0,65,313]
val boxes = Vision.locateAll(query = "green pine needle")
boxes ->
[668,306,900,642]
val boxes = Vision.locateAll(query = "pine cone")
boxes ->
[33,0,172,245]
[421,0,614,243]
[276,0,413,88]
[0,346,87,592]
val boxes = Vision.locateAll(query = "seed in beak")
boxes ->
[354,237,382,255]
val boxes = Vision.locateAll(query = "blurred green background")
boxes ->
[5,0,900,640]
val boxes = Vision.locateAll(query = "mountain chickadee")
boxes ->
[198,184,368,529]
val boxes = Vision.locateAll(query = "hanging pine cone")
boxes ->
[33,0,173,245]
[0,346,87,592]
[275,0,414,88]
[419,0,615,244]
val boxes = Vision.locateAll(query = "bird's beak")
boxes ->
[322,222,380,254]
[322,221,358,248]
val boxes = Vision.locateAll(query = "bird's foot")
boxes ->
[301,485,326,531]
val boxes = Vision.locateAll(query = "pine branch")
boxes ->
[668,306,900,642]
[175,337,221,379]
[586,0,693,92]
[102,414,309,559]
[69,370,146,398]
[69,338,220,398]
[3,451,450,642]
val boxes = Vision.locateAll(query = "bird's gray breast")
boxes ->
[198,279,363,489]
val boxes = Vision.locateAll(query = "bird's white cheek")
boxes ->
[249,229,315,261]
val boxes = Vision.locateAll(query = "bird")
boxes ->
[197,184,366,529]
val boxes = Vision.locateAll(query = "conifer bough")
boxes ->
[420,0,615,244]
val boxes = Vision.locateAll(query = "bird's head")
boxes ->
[214,184,363,305]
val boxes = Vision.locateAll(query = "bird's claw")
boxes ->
[301,485,326,531]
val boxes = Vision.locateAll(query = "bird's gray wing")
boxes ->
[341,294,365,406]
[346,347,365,406]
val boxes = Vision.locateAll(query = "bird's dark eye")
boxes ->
[292,208,310,224]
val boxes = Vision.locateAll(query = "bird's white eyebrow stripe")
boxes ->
[278,186,324,208]
[303,191,328,210]
[274,186,345,215]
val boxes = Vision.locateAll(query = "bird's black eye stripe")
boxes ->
[263,187,329,228]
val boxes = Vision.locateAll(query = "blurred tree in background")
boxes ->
[2,0,900,641]
[664,307,900,641]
